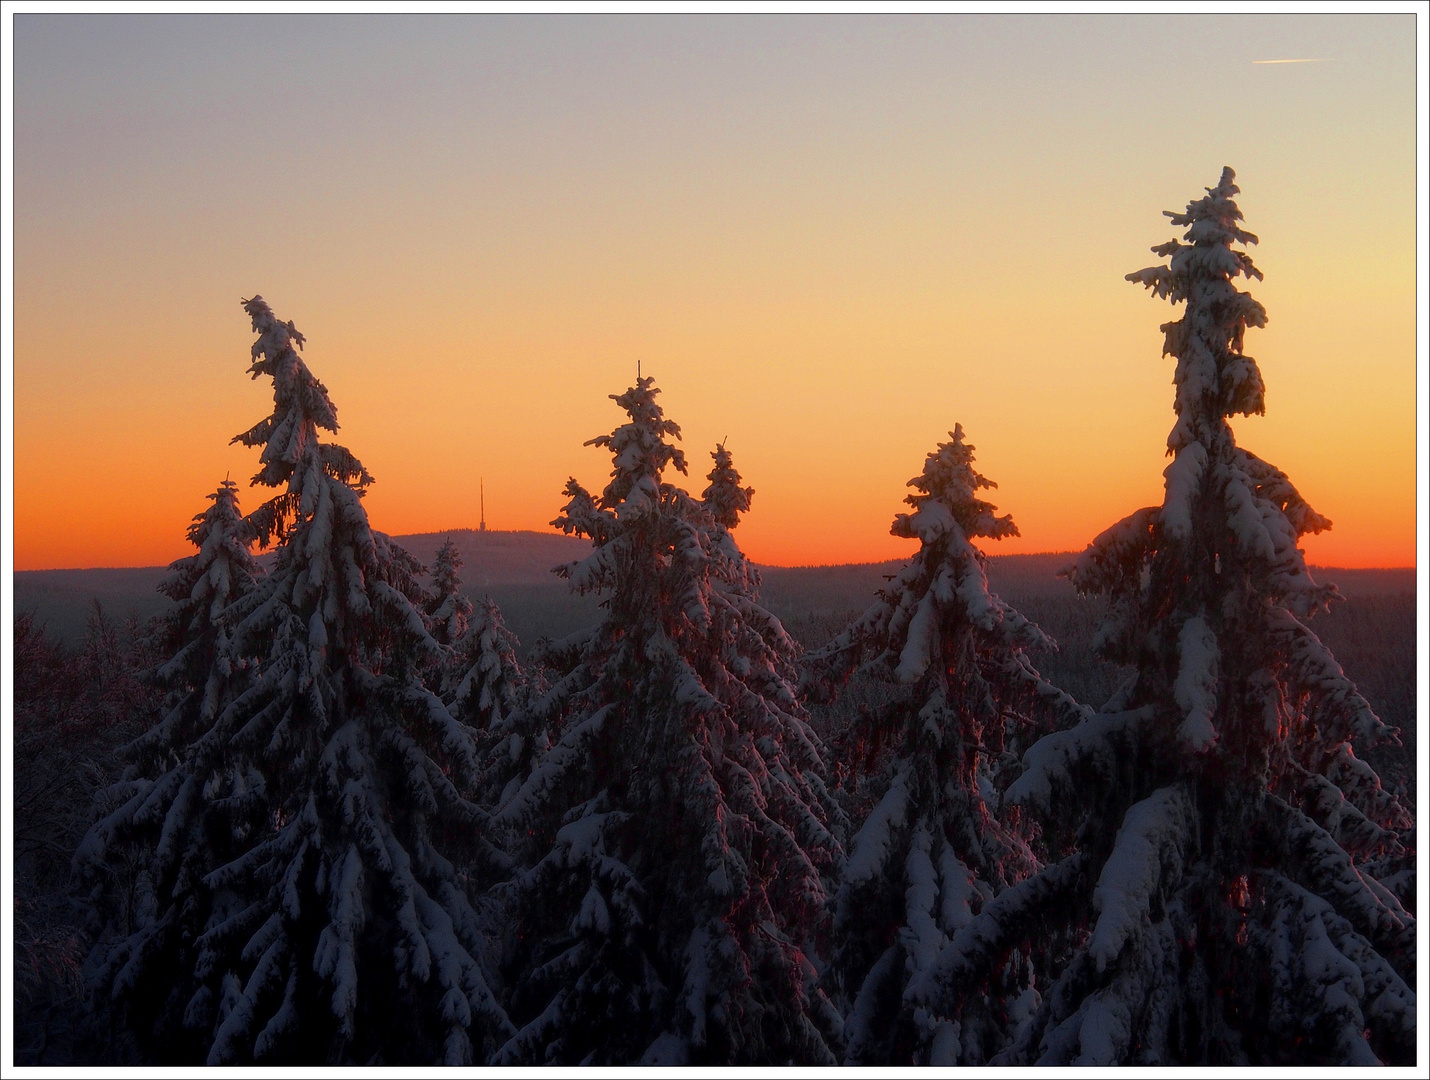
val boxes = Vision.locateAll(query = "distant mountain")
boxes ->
[387,528,591,586]
[13,528,1413,647]
[12,530,586,646]
[13,566,177,644]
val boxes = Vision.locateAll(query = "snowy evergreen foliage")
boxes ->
[424,538,528,808]
[701,440,754,530]
[75,479,262,1060]
[425,537,524,731]
[920,169,1416,1066]
[804,426,1086,1065]
[85,298,512,1065]
[492,379,844,1065]
[425,539,473,651]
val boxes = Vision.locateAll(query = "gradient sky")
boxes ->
[11,14,1418,570]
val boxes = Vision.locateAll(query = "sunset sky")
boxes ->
[10,13,1420,571]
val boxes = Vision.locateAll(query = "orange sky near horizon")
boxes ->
[10,15,1419,572]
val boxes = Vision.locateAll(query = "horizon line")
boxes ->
[15,524,1417,580]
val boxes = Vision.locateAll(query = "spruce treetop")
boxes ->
[151,297,510,1065]
[74,476,264,1063]
[553,376,702,596]
[978,170,1415,1067]
[584,376,687,516]
[1126,166,1269,447]
[498,376,842,1065]
[157,478,260,635]
[701,441,754,531]
[233,296,371,540]
[810,423,1081,1065]
[428,538,474,648]
[893,424,1018,546]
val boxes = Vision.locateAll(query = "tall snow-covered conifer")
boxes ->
[77,479,262,1060]
[128,297,512,1065]
[913,170,1415,1066]
[493,379,844,1065]
[806,427,1085,1065]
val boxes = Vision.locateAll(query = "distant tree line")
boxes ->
[16,169,1415,1065]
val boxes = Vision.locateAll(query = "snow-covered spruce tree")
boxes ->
[701,440,754,532]
[129,297,512,1065]
[426,538,473,652]
[424,537,528,808]
[75,479,262,1061]
[804,426,1086,1065]
[911,169,1415,1066]
[492,379,844,1065]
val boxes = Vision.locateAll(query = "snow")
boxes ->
[574,884,612,935]
[909,852,1087,1008]
[892,588,940,683]
[1223,471,1277,562]
[640,1031,690,1065]
[1087,786,1192,973]
[1273,795,1413,953]
[938,844,978,935]
[1072,989,1134,1065]
[1160,441,1206,539]
[928,1019,961,1065]
[1007,708,1151,815]
[494,704,611,829]
[901,827,945,979]
[1172,616,1219,751]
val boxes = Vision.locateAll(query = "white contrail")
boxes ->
[1252,58,1332,64]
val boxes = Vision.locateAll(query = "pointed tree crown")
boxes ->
[701,441,754,530]
[1126,166,1269,448]
[892,424,1018,546]
[233,296,372,544]
[427,538,474,647]
[554,376,695,558]
[187,297,508,1064]
[157,478,260,629]
[586,376,687,515]
[991,170,1415,1067]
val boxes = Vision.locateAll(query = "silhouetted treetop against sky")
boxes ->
[701,441,754,531]
[156,478,261,647]
[426,538,473,649]
[979,168,1415,1067]
[232,296,373,546]
[1127,165,1270,435]
[496,376,843,1066]
[93,297,513,1066]
[893,423,1018,547]
[584,377,688,517]
[806,424,1085,1065]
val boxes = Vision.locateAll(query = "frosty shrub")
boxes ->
[492,379,844,1065]
[18,605,158,1064]
[913,169,1415,1066]
[805,426,1085,1065]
